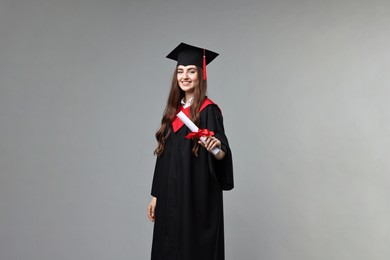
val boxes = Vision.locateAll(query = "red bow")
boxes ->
[185,129,214,139]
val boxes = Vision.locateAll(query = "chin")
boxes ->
[180,87,194,92]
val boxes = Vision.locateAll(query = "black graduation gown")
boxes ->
[151,104,234,260]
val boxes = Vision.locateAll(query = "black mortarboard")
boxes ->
[166,42,219,80]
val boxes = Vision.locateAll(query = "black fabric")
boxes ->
[151,104,234,260]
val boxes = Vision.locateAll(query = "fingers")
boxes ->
[147,204,155,222]
[198,136,221,152]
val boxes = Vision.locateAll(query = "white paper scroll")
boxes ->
[177,111,220,155]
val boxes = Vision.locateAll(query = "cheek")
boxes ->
[192,80,199,89]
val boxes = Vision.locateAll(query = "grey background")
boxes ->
[1,0,389,259]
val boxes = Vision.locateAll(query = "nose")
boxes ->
[181,71,189,79]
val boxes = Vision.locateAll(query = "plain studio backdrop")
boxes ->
[0,0,389,259]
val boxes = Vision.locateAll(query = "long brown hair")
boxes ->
[154,66,207,156]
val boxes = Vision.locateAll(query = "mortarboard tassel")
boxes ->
[203,49,207,81]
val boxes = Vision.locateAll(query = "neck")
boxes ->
[184,93,193,103]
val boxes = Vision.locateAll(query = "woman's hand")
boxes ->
[199,136,226,160]
[147,197,157,222]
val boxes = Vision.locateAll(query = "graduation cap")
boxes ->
[166,42,219,80]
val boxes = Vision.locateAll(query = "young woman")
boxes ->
[147,42,234,260]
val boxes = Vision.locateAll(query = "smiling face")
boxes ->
[177,65,199,96]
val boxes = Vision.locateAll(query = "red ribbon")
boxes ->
[185,129,214,139]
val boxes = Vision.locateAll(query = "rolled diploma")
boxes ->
[177,111,220,156]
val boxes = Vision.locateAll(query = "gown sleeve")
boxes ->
[151,156,161,197]
[205,105,234,191]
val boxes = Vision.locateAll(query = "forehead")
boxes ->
[177,65,197,69]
